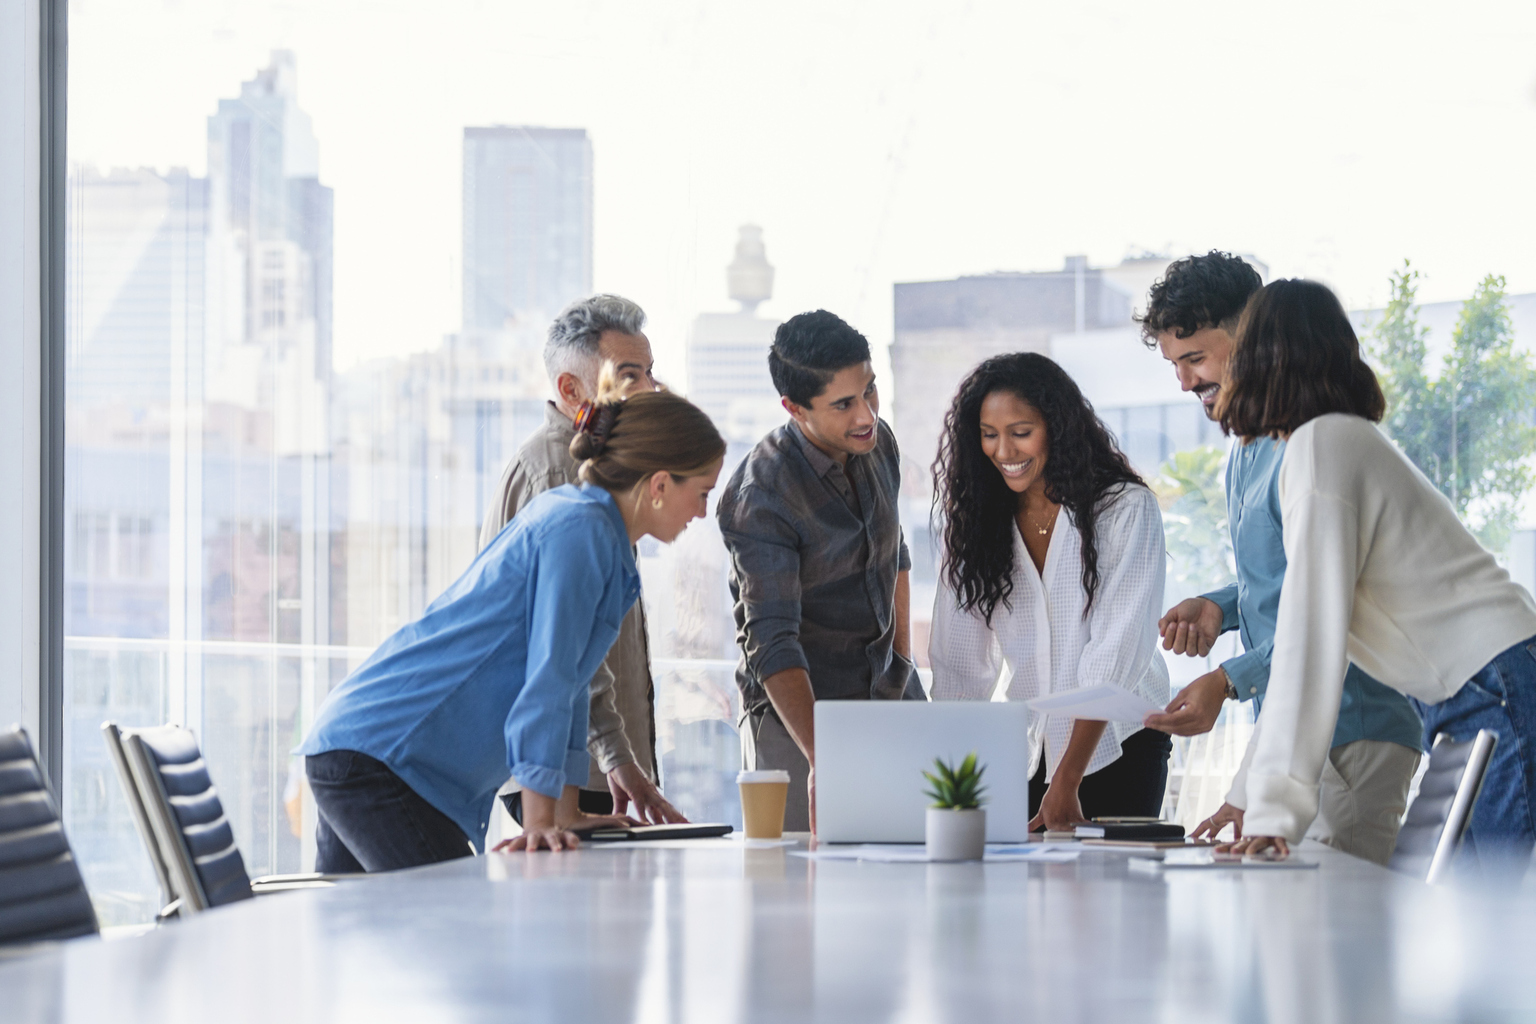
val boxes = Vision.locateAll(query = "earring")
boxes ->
[652,498,663,510]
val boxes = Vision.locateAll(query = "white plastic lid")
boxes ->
[737,769,791,783]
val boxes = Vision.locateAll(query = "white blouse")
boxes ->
[928,484,1171,782]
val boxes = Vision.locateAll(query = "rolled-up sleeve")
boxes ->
[1202,579,1271,702]
[505,522,615,798]
[1201,583,1241,633]
[720,486,809,682]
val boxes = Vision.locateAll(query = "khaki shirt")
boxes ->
[479,402,658,791]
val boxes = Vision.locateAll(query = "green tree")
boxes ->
[1152,445,1235,601]
[1365,263,1536,552]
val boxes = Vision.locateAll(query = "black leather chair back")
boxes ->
[126,726,254,910]
[1389,729,1498,885]
[0,727,98,945]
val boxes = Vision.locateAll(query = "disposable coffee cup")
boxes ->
[737,769,791,839]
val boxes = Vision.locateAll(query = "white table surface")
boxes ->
[4,837,1536,1023]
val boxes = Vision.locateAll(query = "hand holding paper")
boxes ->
[1025,684,1164,723]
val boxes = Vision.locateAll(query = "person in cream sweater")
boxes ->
[1213,278,1536,874]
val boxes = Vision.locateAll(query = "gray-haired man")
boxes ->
[479,293,685,825]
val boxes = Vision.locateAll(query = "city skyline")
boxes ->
[65,2,1536,387]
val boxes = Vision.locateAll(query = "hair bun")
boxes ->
[570,401,619,463]
[569,430,605,462]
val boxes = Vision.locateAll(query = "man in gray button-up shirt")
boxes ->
[479,294,684,825]
[718,310,923,831]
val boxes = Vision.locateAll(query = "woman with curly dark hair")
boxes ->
[929,353,1172,829]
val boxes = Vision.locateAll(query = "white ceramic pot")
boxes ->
[926,807,987,861]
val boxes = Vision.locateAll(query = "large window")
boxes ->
[62,2,1536,923]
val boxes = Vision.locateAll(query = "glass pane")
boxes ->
[64,4,1536,925]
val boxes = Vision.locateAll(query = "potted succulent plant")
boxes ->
[923,752,988,861]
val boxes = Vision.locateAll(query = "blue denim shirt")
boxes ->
[297,484,641,847]
[1201,436,1423,752]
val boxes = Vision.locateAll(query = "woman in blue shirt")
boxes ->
[298,379,726,868]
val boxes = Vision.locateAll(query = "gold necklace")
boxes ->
[1026,503,1059,536]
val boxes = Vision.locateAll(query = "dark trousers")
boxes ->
[1029,728,1173,820]
[306,749,474,874]
[500,788,613,825]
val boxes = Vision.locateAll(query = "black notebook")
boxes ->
[574,822,735,843]
[1074,822,1186,841]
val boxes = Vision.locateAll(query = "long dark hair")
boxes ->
[933,353,1144,624]
[1218,279,1385,439]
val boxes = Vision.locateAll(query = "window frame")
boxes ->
[38,0,67,793]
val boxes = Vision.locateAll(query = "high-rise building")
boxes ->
[335,127,596,646]
[206,50,334,416]
[62,52,341,903]
[686,225,783,442]
[891,256,1135,492]
[461,126,593,355]
[64,166,207,638]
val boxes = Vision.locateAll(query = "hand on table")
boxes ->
[1144,669,1228,736]
[494,826,581,852]
[1028,781,1086,833]
[1158,598,1223,657]
[490,811,641,853]
[561,810,643,833]
[608,763,688,824]
[1216,835,1290,858]
[1190,802,1244,841]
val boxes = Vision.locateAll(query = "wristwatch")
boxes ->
[1219,667,1238,702]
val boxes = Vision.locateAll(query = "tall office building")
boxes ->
[334,126,596,646]
[686,225,783,442]
[61,53,341,903]
[461,126,593,356]
[891,257,1135,491]
[64,166,207,638]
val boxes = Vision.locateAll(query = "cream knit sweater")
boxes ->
[1238,414,1536,840]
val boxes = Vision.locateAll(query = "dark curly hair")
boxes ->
[1136,251,1263,347]
[768,310,871,407]
[933,353,1145,624]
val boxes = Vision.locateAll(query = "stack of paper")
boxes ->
[792,844,1081,864]
[1129,849,1318,871]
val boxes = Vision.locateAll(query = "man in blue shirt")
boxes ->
[1140,252,1423,865]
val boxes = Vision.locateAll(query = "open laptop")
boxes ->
[814,701,1032,843]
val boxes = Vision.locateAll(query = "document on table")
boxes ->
[1026,684,1163,722]
[793,844,1081,864]
[1129,849,1319,871]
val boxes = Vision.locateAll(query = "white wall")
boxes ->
[0,0,42,738]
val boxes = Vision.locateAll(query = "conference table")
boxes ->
[4,836,1536,1022]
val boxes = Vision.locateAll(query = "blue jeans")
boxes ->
[1412,634,1536,878]
[306,749,474,874]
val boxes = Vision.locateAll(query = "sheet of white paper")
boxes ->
[1130,850,1320,870]
[792,844,1081,864]
[1026,684,1164,722]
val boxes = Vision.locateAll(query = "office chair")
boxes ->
[1388,729,1498,885]
[0,726,98,947]
[103,722,342,917]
